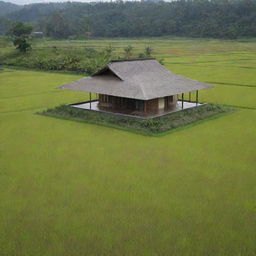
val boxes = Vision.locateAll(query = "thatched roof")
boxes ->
[60,59,212,100]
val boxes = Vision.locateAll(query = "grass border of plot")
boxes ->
[38,103,233,136]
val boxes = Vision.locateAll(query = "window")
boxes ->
[135,100,144,111]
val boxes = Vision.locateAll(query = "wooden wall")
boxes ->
[165,95,177,110]
[98,94,178,114]
[145,98,159,113]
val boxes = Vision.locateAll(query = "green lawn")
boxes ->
[0,38,256,256]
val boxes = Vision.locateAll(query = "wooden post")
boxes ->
[144,101,147,113]
[189,92,191,102]
[196,90,198,106]
[182,93,184,109]
[89,92,91,109]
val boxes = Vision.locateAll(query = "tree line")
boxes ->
[3,21,157,74]
[1,0,256,39]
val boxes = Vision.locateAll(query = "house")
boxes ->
[60,59,212,118]
[31,32,43,38]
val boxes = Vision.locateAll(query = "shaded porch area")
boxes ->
[71,99,204,119]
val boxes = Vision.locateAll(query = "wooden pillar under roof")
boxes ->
[89,92,91,109]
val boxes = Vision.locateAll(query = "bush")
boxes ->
[0,47,114,74]
[1,43,160,74]
[40,104,231,136]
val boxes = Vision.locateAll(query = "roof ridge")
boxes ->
[110,58,156,63]
[137,81,148,100]
[108,64,125,81]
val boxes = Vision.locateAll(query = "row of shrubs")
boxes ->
[1,48,112,74]
[0,45,155,75]
[41,104,230,135]
[2,54,103,74]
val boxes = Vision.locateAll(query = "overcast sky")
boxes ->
[5,0,110,4]
[5,0,168,5]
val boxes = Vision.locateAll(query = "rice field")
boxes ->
[0,38,256,256]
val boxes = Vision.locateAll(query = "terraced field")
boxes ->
[0,38,256,256]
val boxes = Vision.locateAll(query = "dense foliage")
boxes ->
[1,47,112,73]
[41,103,229,135]
[0,37,155,74]
[0,18,11,35]
[0,0,256,39]
[7,21,33,52]
[0,1,21,18]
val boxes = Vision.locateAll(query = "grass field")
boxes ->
[0,38,256,255]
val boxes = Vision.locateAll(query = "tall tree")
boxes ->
[144,46,153,57]
[8,21,32,52]
[45,12,71,39]
[123,45,133,59]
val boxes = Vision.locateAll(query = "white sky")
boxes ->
[6,0,111,4]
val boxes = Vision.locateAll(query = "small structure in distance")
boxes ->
[31,31,43,38]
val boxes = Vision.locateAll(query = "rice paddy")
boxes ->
[0,38,256,256]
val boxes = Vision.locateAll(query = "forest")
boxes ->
[0,0,256,39]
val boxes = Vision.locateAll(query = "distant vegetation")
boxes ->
[7,21,33,52]
[0,44,114,74]
[0,1,21,18]
[0,0,256,39]
[0,35,155,74]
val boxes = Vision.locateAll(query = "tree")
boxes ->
[13,37,31,52]
[8,22,32,52]
[6,0,256,39]
[0,18,12,36]
[45,12,71,39]
[123,45,133,59]
[144,46,153,57]
[104,44,115,56]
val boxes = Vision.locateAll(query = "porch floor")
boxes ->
[70,100,203,119]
